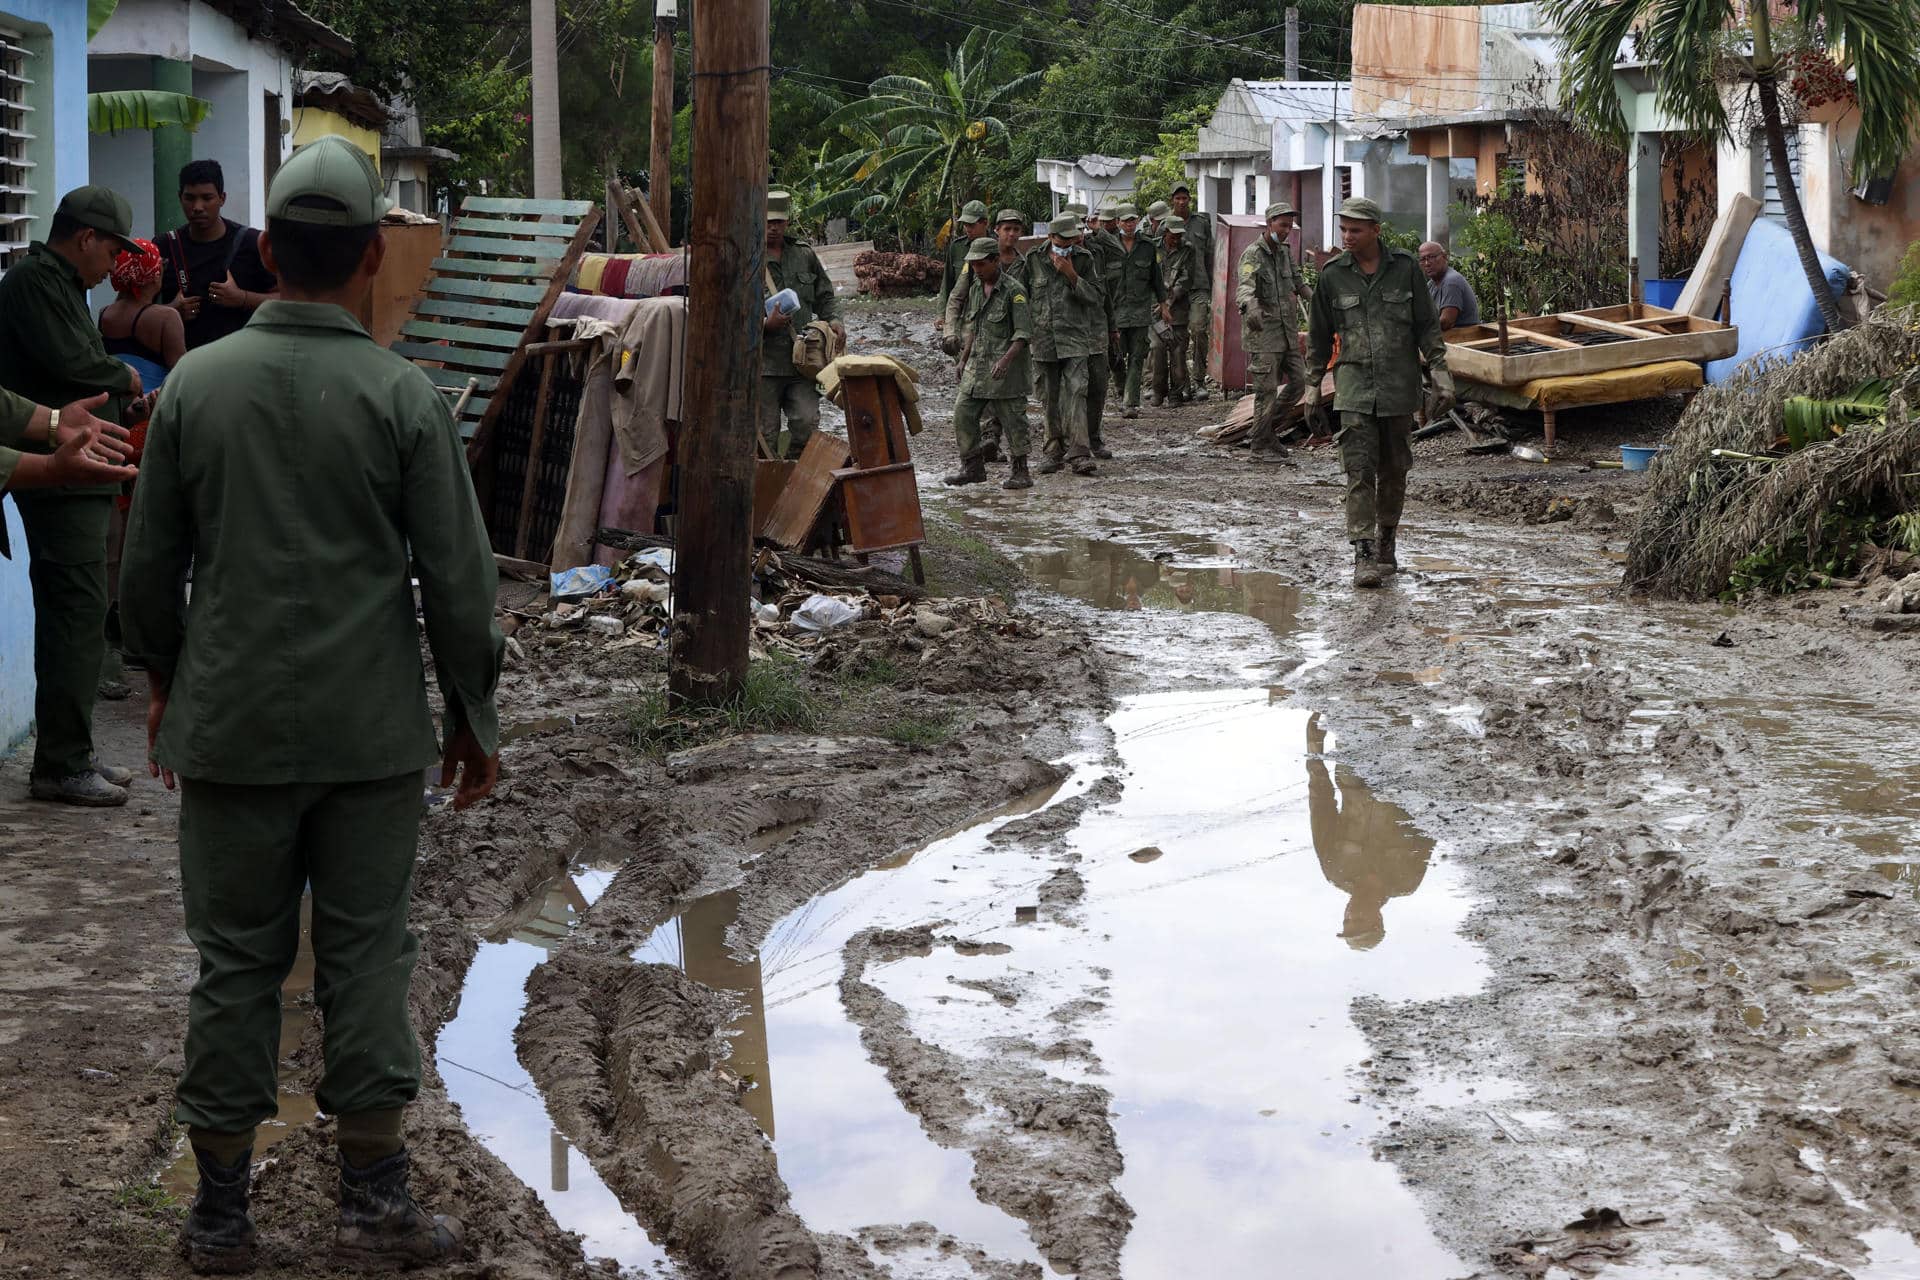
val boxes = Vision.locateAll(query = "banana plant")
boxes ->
[1780,377,1890,450]
[88,90,212,135]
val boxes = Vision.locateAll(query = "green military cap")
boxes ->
[1047,213,1083,238]
[1171,180,1192,196]
[55,185,138,250]
[1146,200,1171,220]
[959,199,990,223]
[266,137,393,226]
[767,190,792,221]
[1337,196,1384,223]
[994,207,1025,227]
[1263,201,1298,219]
[1064,202,1089,216]
[1162,215,1186,235]
[964,235,997,262]
[1111,203,1139,220]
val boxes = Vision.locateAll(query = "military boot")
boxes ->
[942,454,988,487]
[1002,456,1033,490]
[181,1147,256,1274]
[1353,540,1383,589]
[92,755,135,787]
[1036,454,1066,476]
[1376,527,1399,576]
[335,1150,463,1270]
[29,770,128,807]
[985,442,1006,464]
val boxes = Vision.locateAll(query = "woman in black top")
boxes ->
[99,238,186,390]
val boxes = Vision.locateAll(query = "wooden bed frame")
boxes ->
[1443,304,1736,386]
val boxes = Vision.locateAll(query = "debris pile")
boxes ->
[853,250,943,297]
[1625,308,1920,599]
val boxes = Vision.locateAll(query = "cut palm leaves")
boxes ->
[89,90,212,135]
[1780,378,1890,451]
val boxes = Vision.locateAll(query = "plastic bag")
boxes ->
[550,564,615,600]
[790,594,864,631]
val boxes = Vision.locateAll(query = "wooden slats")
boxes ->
[422,366,499,393]
[460,196,595,217]
[424,275,550,304]
[389,341,512,370]
[430,256,554,279]
[443,235,567,259]
[400,320,525,350]
[451,215,581,236]
[415,297,538,326]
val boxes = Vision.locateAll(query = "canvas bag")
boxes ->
[766,265,842,377]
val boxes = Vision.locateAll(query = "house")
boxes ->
[1,0,91,751]
[1035,154,1147,217]
[86,0,351,244]
[293,71,454,216]
[379,103,455,216]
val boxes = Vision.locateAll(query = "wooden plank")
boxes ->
[1522,331,1584,350]
[841,375,899,471]
[633,183,672,253]
[494,552,551,580]
[610,177,653,253]
[451,215,582,236]
[400,320,525,349]
[1446,319,1739,384]
[1676,192,1760,319]
[514,351,563,559]
[389,341,512,370]
[834,463,925,555]
[416,297,539,326]
[421,366,500,392]
[443,234,567,259]
[1557,312,1667,341]
[424,275,551,304]
[762,433,852,550]
[430,256,556,279]
[462,196,596,217]
[754,459,796,538]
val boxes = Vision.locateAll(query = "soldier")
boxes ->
[1237,202,1314,466]
[1026,214,1105,477]
[1108,204,1164,419]
[1306,197,1454,588]
[1150,216,1194,406]
[119,136,503,1272]
[0,392,135,498]
[760,191,842,458]
[1143,199,1171,240]
[941,207,1030,352]
[1170,182,1216,397]
[0,185,144,807]
[944,238,1033,491]
[935,199,991,333]
[1081,207,1122,456]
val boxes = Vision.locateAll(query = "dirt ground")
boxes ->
[5,299,1919,1279]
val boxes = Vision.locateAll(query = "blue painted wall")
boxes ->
[0,0,90,754]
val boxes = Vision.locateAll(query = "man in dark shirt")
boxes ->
[153,159,278,349]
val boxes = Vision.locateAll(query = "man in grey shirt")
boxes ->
[1418,242,1479,330]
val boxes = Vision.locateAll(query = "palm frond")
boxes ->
[88,90,213,135]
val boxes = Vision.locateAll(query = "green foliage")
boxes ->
[111,1182,180,1213]
[87,91,210,135]
[835,652,904,688]
[1132,104,1212,209]
[423,62,531,203]
[1886,512,1920,554]
[879,712,957,748]
[87,0,120,39]
[1889,242,1920,309]
[627,656,821,756]
[1780,378,1890,450]
[1724,508,1877,598]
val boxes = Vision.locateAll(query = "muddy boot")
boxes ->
[182,1148,257,1274]
[942,454,988,487]
[1352,540,1383,589]
[1002,456,1033,490]
[92,755,135,787]
[335,1150,463,1271]
[1151,393,1166,408]
[1376,527,1399,576]
[1249,443,1293,465]
[29,770,128,807]
[1092,446,1115,460]
[1122,406,1139,420]
[1071,457,1098,477]
[1036,454,1066,476]
[985,442,1006,464]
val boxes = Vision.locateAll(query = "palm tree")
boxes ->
[1552,0,1920,332]
[809,30,1041,235]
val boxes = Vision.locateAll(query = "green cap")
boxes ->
[1162,216,1186,235]
[1337,196,1383,223]
[994,207,1025,227]
[767,190,792,221]
[1171,181,1192,196]
[1146,201,1170,220]
[964,236,997,262]
[266,137,392,226]
[1264,202,1298,220]
[1112,203,1139,220]
[959,200,989,223]
[1064,202,1089,216]
[55,186,137,250]
[1047,213,1083,238]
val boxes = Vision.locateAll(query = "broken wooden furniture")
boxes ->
[1443,304,1736,386]
[487,337,595,560]
[1458,360,1704,452]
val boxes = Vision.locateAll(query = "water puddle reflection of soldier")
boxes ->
[1305,713,1432,950]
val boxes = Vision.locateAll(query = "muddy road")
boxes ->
[8,299,1920,1279]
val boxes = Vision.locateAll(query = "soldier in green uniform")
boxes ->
[1170,182,1216,397]
[0,185,145,807]
[1026,214,1105,477]
[944,238,1034,491]
[1238,202,1314,466]
[1143,200,1170,241]
[1108,204,1164,419]
[1149,216,1195,406]
[1306,197,1454,588]
[1079,207,1121,457]
[0,392,134,499]
[119,137,504,1273]
[760,191,842,458]
[936,200,991,332]
[941,210,1029,463]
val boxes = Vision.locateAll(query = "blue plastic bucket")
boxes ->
[1643,279,1685,310]
[1621,445,1663,471]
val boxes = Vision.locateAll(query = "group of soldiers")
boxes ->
[936,190,1455,588]
[933,182,1219,489]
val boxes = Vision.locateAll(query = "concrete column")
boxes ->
[1321,127,1336,253]
[1425,155,1450,245]
[1627,129,1662,287]
[151,58,193,236]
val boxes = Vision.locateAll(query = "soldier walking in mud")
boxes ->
[943,237,1033,491]
[1305,197,1453,588]
[119,138,504,1273]
[1237,202,1313,466]
[1027,214,1106,477]
[1150,215,1195,406]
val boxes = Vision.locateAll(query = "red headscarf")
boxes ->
[111,238,163,297]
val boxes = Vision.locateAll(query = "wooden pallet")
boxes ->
[1443,304,1736,386]
[387,195,601,456]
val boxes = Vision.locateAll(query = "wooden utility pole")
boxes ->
[1284,7,1299,80]
[651,0,676,238]
[670,0,768,705]
[531,0,563,197]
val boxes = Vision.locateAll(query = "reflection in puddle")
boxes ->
[1376,667,1446,686]
[1019,533,1305,637]
[1308,714,1433,948]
